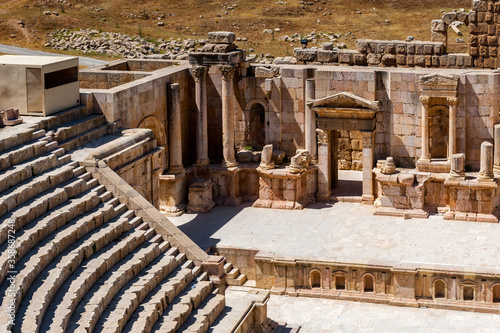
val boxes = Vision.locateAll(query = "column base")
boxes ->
[161,203,186,217]
[362,194,374,205]
[167,165,186,174]
[222,160,239,168]
[186,178,216,213]
[159,171,188,217]
[195,158,210,167]
[494,165,500,175]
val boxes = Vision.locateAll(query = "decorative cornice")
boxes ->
[419,73,459,86]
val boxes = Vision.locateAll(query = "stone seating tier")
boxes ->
[0,108,227,333]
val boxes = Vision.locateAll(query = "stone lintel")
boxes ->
[189,50,246,66]
[316,117,376,132]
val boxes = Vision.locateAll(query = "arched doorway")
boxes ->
[248,103,266,150]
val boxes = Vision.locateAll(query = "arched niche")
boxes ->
[244,99,268,150]
[362,273,375,293]
[138,115,167,147]
[433,279,447,299]
[309,269,322,289]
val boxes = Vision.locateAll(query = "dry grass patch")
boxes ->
[0,0,471,58]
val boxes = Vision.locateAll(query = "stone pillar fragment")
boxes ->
[259,144,275,170]
[316,129,332,201]
[167,83,185,174]
[447,97,458,159]
[419,96,431,162]
[287,153,303,174]
[219,65,238,167]
[449,153,465,180]
[193,66,209,166]
[361,131,375,204]
[494,124,500,174]
[305,79,317,162]
[478,141,494,182]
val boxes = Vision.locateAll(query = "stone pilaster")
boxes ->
[193,66,210,166]
[478,141,494,182]
[447,97,458,160]
[305,79,317,162]
[219,65,238,167]
[361,131,375,204]
[316,128,332,201]
[494,124,500,175]
[419,96,431,162]
[167,83,184,174]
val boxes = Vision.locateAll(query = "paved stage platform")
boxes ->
[169,200,500,271]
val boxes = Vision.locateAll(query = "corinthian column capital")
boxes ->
[219,65,235,81]
[192,66,207,82]
[447,97,458,106]
[419,95,430,105]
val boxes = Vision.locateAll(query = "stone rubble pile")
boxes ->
[46,29,202,59]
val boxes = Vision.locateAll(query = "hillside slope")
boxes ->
[0,0,471,59]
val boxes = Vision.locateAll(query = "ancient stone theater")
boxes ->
[2,0,500,332]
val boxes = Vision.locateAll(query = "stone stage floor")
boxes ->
[169,198,500,271]
[262,288,500,332]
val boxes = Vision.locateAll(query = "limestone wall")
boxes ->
[338,130,363,170]
[253,252,500,313]
[87,65,194,169]
[469,0,500,68]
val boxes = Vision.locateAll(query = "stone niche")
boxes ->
[416,73,459,173]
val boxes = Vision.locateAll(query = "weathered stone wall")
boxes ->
[80,71,151,89]
[271,66,500,170]
[295,41,473,69]
[253,252,500,313]
[469,0,500,68]
[87,64,194,169]
[338,130,363,170]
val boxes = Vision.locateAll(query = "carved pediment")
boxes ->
[308,92,379,111]
[419,73,459,86]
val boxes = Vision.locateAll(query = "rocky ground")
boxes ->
[45,28,354,64]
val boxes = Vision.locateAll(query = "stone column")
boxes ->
[305,79,317,162]
[316,129,332,201]
[419,95,431,162]
[494,124,500,174]
[447,97,458,160]
[167,83,184,174]
[193,66,209,166]
[219,65,238,167]
[478,141,494,181]
[361,131,375,204]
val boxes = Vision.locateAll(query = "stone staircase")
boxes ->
[224,262,248,286]
[0,109,227,333]
[263,319,301,333]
